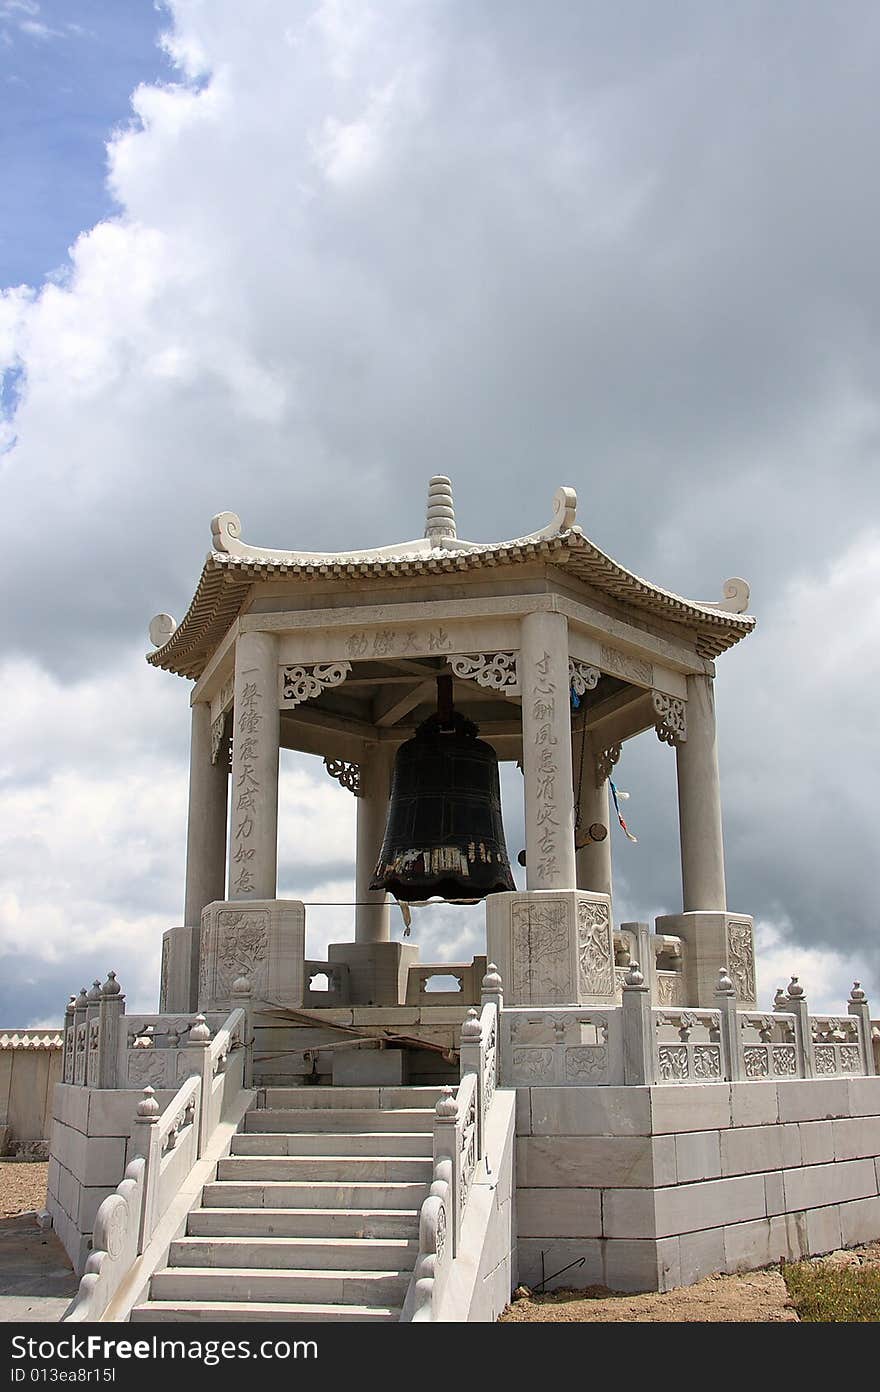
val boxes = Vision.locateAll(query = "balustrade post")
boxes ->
[72,987,89,1085]
[714,968,741,1082]
[480,963,503,1012]
[231,976,253,1088]
[784,978,813,1079]
[622,962,654,1085]
[96,972,125,1089]
[433,1086,460,1255]
[189,1015,213,1157]
[847,982,875,1076]
[132,1087,160,1254]
[62,996,76,1083]
[459,1009,484,1159]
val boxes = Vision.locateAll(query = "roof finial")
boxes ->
[425,476,456,548]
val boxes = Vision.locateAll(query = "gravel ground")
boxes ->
[501,1244,880,1322]
[0,1162,48,1217]
[501,1269,797,1322]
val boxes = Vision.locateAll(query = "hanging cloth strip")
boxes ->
[609,779,638,843]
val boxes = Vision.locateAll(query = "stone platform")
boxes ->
[514,1075,880,1292]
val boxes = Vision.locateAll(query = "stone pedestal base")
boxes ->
[327,941,419,1007]
[515,1076,880,1293]
[486,890,615,1007]
[159,925,200,1012]
[656,911,756,1008]
[199,899,305,1012]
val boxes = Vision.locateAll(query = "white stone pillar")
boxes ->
[355,743,393,945]
[675,673,726,912]
[520,610,577,891]
[183,701,229,927]
[228,630,280,901]
[573,744,613,899]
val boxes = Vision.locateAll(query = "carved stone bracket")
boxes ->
[652,691,687,746]
[569,659,600,697]
[447,652,519,692]
[280,661,352,707]
[595,742,621,787]
[324,758,361,796]
[210,711,230,767]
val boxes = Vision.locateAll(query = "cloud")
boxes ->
[2,0,880,1020]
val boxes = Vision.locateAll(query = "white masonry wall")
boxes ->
[47,1084,175,1274]
[514,1077,880,1292]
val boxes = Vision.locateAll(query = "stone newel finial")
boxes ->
[425,476,457,547]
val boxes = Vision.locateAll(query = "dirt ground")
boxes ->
[501,1243,880,1322]
[0,1161,48,1217]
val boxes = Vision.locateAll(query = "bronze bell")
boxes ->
[370,679,515,904]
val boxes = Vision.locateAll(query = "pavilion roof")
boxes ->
[147,480,755,679]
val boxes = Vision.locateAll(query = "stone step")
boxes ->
[132,1300,400,1323]
[187,1207,420,1239]
[168,1236,418,1272]
[202,1180,427,1210]
[246,1107,435,1134]
[232,1131,433,1157]
[217,1155,433,1184]
[150,1266,411,1305]
[261,1086,443,1110]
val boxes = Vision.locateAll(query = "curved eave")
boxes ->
[147,530,756,679]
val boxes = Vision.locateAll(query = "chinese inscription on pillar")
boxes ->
[232,679,261,895]
[533,651,561,883]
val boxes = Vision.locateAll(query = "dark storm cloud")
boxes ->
[1,1,879,1015]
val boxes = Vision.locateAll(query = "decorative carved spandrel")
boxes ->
[280,662,352,707]
[595,743,621,788]
[568,660,600,697]
[448,652,519,691]
[323,758,361,795]
[652,691,687,746]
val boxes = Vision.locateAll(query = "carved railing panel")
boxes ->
[810,1015,864,1076]
[739,1012,798,1079]
[500,1007,621,1087]
[653,1009,722,1083]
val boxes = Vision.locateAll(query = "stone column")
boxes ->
[675,673,726,912]
[355,743,393,945]
[228,630,280,901]
[573,738,613,899]
[184,701,229,927]
[520,610,577,891]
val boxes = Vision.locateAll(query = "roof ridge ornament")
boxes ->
[424,475,456,547]
[207,480,579,565]
[700,578,751,615]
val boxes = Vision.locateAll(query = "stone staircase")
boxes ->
[130,1086,442,1323]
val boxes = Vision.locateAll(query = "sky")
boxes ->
[1,0,879,1025]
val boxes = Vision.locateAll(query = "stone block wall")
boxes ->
[47,1083,174,1273]
[514,1077,880,1292]
[0,1037,62,1153]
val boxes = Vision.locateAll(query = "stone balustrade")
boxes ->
[498,972,874,1090]
[405,965,502,1320]
[405,956,488,1007]
[62,988,252,1322]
